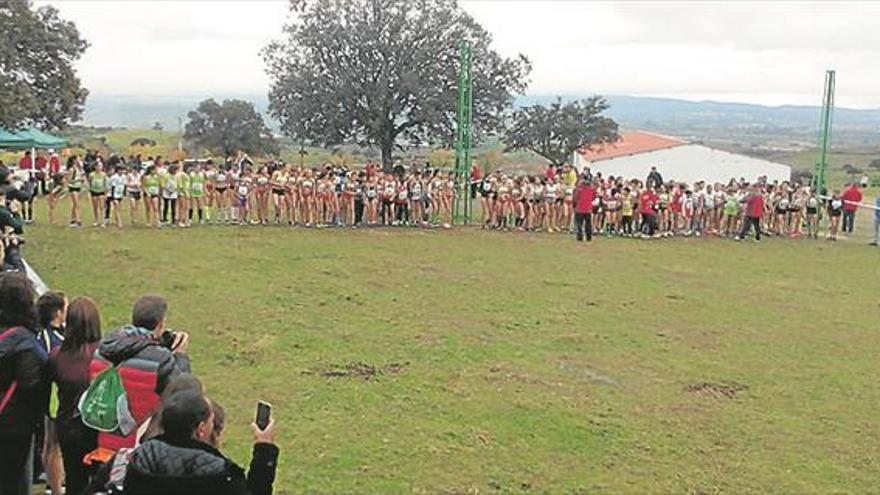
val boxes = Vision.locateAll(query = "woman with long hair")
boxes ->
[49,297,101,495]
[66,155,85,227]
[87,161,108,227]
[300,169,315,227]
[789,186,805,238]
[142,165,161,228]
[189,162,206,224]
[254,165,270,225]
[364,174,379,225]
[806,188,820,238]
[176,164,191,227]
[46,165,66,226]
[479,174,493,227]
[214,166,230,224]
[543,177,558,233]
[271,164,288,224]
[125,164,143,226]
[0,273,41,495]
[203,161,217,223]
[827,190,843,241]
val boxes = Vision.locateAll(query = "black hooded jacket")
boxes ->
[0,326,48,436]
[122,435,279,495]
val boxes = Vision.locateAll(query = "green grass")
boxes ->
[21,198,880,493]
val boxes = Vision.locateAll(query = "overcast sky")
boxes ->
[34,0,880,108]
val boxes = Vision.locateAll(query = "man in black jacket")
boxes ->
[123,390,279,495]
[646,166,664,190]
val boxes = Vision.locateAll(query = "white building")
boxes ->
[573,130,791,184]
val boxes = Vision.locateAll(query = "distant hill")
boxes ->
[81,93,880,147]
[82,94,273,132]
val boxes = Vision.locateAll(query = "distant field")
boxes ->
[22,197,880,493]
[3,126,877,183]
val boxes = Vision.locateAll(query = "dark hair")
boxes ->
[132,295,167,330]
[161,373,203,401]
[142,374,204,441]
[62,297,101,356]
[37,291,66,328]
[0,273,37,329]
[160,389,210,441]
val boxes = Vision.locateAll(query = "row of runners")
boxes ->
[477,171,865,240]
[22,154,868,240]
[40,156,458,228]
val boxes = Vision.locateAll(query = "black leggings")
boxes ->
[57,421,97,495]
[0,433,32,495]
[162,198,177,223]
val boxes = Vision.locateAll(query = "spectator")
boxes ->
[0,273,45,495]
[35,291,67,495]
[646,166,664,189]
[17,151,33,172]
[737,185,764,241]
[0,186,26,273]
[639,186,659,237]
[49,297,102,495]
[841,182,862,234]
[85,295,192,464]
[572,177,596,242]
[122,389,279,495]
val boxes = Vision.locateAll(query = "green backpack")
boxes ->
[78,366,137,434]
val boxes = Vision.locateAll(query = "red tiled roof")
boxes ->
[578,130,687,162]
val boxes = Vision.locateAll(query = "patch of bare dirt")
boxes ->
[308,361,410,380]
[685,381,747,399]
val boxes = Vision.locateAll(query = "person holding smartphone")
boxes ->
[115,389,279,495]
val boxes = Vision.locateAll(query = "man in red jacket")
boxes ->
[737,185,764,241]
[841,183,862,234]
[572,177,595,241]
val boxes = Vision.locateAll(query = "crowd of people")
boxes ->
[0,273,280,495]
[4,149,877,245]
[6,151,459,230]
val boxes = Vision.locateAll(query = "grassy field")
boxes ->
[21,198,880,494]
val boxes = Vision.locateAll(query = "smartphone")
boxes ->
[255,400,272,430]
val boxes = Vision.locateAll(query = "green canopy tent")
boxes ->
[0,128,68,171]
[0,128,31,149]
[16,128,67,149]
[0,127,67,150]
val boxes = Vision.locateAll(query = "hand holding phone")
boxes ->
[253,400,275,445]
[256,401,272,429]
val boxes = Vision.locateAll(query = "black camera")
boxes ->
[159,330,178,350]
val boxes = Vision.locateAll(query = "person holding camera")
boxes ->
[0,184,26,273]
[85,295,192,465]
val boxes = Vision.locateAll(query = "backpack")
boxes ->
[78,365,136,435]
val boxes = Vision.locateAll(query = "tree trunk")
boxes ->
[380,139,394,172]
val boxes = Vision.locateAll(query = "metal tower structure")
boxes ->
[453,40,474,225]
[812,70,835,197]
